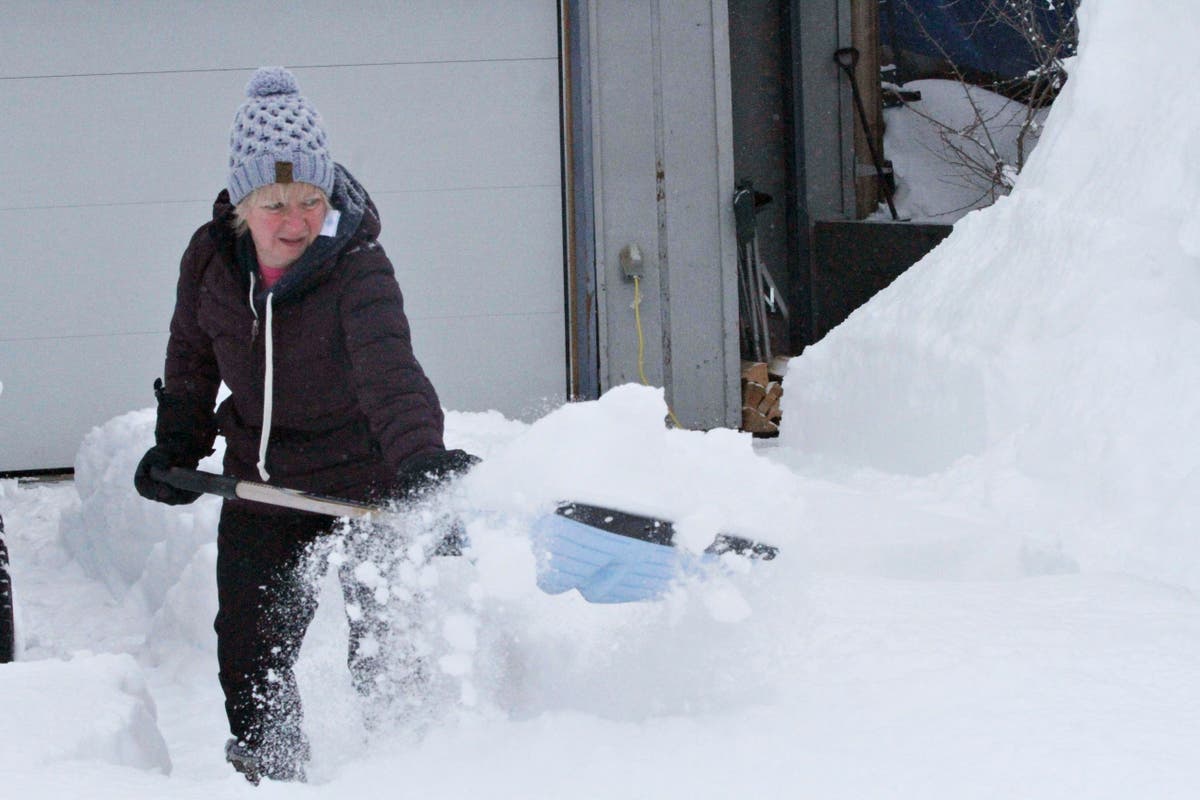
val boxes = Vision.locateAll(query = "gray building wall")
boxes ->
[584,0,741,429]
[571,0,857,422]
[789,0,857,344]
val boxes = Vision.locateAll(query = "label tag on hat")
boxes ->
[320,208,341,238]
[275,161,294,183]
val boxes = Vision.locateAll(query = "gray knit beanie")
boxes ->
[227,67,335,206]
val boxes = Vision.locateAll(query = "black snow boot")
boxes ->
[224,738,308,785]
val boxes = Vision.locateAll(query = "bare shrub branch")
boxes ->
[894,0,1079,202]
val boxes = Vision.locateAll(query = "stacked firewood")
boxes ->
[740,360,785,435]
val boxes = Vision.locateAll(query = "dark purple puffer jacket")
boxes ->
[163,165,446,509]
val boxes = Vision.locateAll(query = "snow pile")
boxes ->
[464,383,805,552]
[0,653,171,774]
[24,385,814,777]
[883,78,1048,222]
[61,410,223,610]
[782,0,1200,590]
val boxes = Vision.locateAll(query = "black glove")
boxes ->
[133,379,216,506]
[134,446,204,505]
[151,378,217,459]
[393,448,480,501]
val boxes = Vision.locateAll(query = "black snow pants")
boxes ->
[214,504,415,769]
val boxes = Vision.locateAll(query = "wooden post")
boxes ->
[850,0,884,219]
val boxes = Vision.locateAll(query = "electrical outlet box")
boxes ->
[619,243,644,279]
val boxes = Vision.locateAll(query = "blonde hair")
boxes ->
[231,182,330,235]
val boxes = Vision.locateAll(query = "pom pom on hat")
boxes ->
[245,66,299,98]
[227,66,334,205]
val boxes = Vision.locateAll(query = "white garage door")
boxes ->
[0,1,565,472]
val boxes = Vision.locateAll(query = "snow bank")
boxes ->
[144,543,219,665]
[782,1,1200,589]
[52,377,1072,703]
[884,78,1048,222]
[463,383,805,552]
[48,386,815,723]
[0,653,171,774]
[60,410,222,612]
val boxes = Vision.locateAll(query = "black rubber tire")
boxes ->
[0,515,14,663]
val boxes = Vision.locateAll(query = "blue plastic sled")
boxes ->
[531,503,777,604]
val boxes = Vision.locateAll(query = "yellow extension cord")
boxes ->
[632,275,685,429]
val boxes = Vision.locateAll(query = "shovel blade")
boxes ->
[531,502,776,604]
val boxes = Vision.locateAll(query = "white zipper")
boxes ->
[256,292,275,482]
[248,272,260,343]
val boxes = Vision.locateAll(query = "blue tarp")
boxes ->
[883,0,1077,83]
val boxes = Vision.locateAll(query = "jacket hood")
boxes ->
[209,163,380,304]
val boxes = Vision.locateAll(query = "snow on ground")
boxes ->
[3,1,1200,797]
[881,78,1049,223]
[782,0,1200,593]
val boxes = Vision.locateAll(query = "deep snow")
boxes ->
[879,77,1049,223]
[4,1,1200,797]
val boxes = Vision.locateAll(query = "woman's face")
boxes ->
[243,182,328,270]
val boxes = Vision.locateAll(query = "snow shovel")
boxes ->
[151,467,778,604]
[531,503,776,603]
